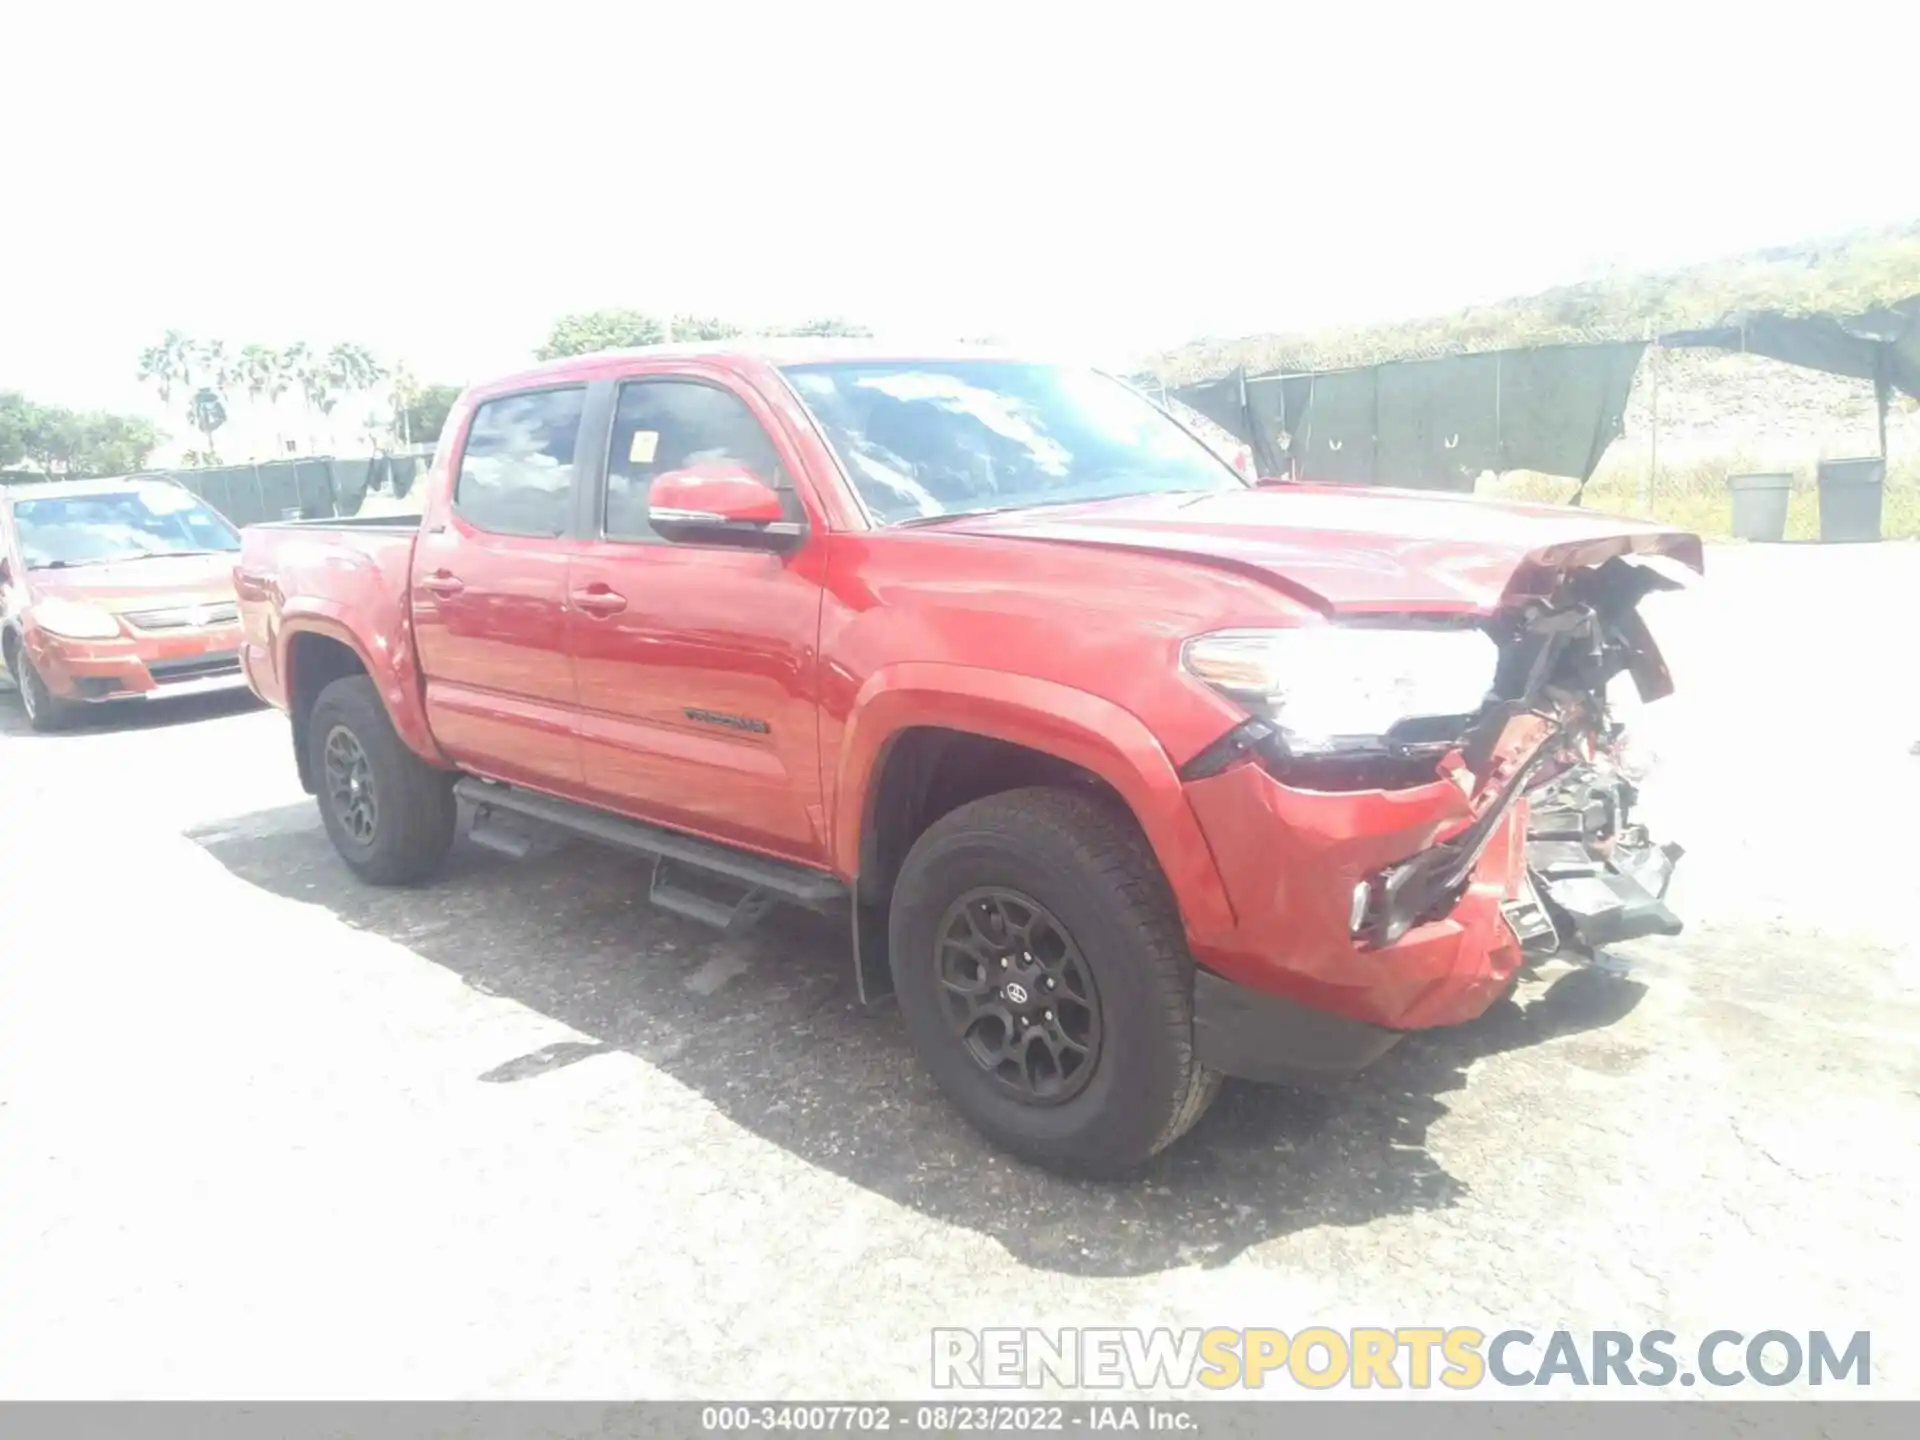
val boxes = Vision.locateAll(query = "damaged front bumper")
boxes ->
[1503,765,1682,955]
[1358,746,1683,962]
[1186,747,1684,1086]
[1183,550,1696,1083]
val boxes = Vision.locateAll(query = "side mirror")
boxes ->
[648,466,802,549]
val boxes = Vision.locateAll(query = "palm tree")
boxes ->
[279,342,329,450]
[321,344,385,453]
[299,363,337,419]
[389,362,420,448]
[136,331,234,460]
[237,344,285,454]
[183,339,234,463]
[326,342,386,401]
[135,329,197,406]
[194,339,233,398]
[279,341,311,384]
[237,344,278,403]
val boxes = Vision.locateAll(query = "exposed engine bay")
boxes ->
[1179,553,1692,963]
[1356,555,1688,960]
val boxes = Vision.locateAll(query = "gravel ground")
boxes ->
[1,542,1914,1399]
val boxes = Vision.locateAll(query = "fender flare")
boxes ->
[277,603,446,768]
[831,662,1237,941]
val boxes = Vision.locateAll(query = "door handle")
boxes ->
[420,571,464,596]
[570,585,628,617]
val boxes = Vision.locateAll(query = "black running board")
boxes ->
[454,778,848,915]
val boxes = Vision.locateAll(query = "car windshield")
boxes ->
[781,360,1245,525]
[12,485,241,569]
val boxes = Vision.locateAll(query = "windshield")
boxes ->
[12,485,241,569]
[781,361,1245,525]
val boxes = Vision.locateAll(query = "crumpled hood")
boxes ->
[943,484,1704,614]
[24,552,239,612]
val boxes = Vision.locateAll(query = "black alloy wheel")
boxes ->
[887,787,1221,1174]
[935,887,1103,1104]
[305,675,456,885]
[322,723,379,845]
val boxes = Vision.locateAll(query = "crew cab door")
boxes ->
[565,369,828,863]
[410,383,592,793]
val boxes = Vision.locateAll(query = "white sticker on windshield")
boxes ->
[629,431,660,465]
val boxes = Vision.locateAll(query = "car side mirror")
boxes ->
[648,466,802,549]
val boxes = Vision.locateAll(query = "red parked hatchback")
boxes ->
[0,475,249,730]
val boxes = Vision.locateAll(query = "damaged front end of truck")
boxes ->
[1353,553,1691,964]
[1178,536,1698,989]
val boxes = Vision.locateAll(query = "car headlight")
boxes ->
[1182,625,1497,754]
[33,596,123,640]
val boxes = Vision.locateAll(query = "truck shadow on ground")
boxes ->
[194,806,1647,1278]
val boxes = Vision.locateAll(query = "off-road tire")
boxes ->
[7,642,75,733]
[308,675,456,885]
[889,786,1221,1175]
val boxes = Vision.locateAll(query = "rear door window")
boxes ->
[454,387,586,537]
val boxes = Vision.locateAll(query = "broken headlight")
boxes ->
[1182,625,1498,756]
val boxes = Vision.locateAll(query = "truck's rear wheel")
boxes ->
[308,675,456,885]
[888,787,1220,1175]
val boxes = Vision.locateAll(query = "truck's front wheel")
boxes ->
[307,675,456,885]
[888,787,1220,1175]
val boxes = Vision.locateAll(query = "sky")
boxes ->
[6,0,1916,445]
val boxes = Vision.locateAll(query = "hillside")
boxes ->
[1145,220,1920,383]
[1143,221,1920,539]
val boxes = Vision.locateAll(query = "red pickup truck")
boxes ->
[235,342,1699,1173]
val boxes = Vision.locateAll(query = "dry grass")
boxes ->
[1485,451,1920,541]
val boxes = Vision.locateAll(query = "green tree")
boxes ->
[236,343,287,413]
[281,341,336,429]
[15,404,83,478]
[136,332,233,461]
[669,315,744,341]
[10,400,161,479]
[536,309,668,359]
[77,411,164,474]
[195,339,233,397]
[782,317,874,337]
[536,309,874,359]
[1,390,33,469]
[394,381,461,446]
[326,341,386,398]
[135,329,198,406]
[188,339,232,461]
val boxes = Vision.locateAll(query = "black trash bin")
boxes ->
[1728,473,1792,542]
[1816,457,1885,543]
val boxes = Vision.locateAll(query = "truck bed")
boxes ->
[234,518,421,712]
